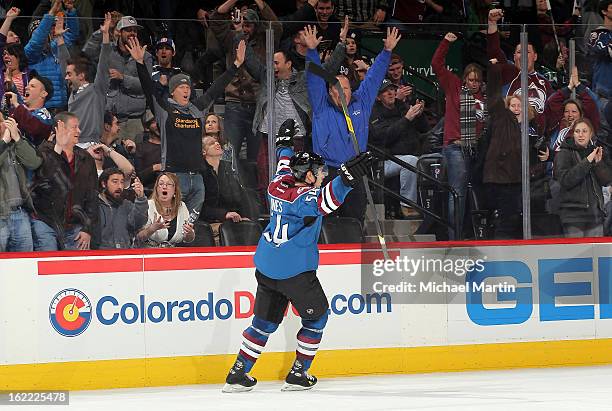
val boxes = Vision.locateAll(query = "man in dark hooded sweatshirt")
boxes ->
[128,37,246,215]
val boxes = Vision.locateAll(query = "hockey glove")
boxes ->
[276,119,297,148]
[339,151,373,187]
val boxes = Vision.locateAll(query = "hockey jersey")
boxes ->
[254,147,352,279]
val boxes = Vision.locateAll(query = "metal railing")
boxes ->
[367,144,462,240]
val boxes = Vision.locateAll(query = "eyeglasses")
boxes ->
[158,182,175,188]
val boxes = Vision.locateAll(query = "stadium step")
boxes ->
[363,204,432,242]
[364,233,436,243]
[363,219,433,243]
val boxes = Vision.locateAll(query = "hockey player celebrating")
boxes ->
[222,119,372,393]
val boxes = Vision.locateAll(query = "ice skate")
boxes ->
[281,360,317,391]
[222,359,257,393]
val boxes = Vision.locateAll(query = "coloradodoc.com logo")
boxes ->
[49,289,93,337]
[48,288,391,337]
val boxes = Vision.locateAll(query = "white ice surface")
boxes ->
[27,365,612,411]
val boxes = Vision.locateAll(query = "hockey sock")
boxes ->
[294,312,328,371]
[237,316,279,373]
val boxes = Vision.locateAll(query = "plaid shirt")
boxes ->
[336,0,389,22]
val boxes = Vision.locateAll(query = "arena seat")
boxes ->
[320,217,364,244]
[238,160,259,190]
[184,221,216,247]
[219,220,263,246]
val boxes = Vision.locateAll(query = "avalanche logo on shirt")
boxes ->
[512,82,547,114]
[33,108,53,124]
[49,289,92,337]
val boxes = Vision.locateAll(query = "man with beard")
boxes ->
[105,16,153,141]
[65,13,112,145]
[94,167,148,249]
[210,0,282,161]
[151,38,182,99]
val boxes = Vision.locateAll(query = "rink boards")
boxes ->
[2,238,612,390]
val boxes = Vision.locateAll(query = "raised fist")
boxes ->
[276,119,297,148]
[340,151,373,187]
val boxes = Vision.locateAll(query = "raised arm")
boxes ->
[486,61,506,115]
[321,17,349,73]
[355,27,399,110]
[0,7,19,37]
[24,14,55,63]
[93,13,112,95]
[303,153,371,217]
[82,29,102,62]
[104,144,135,177]
[217,0,239,15]
[432,33,461,93]
[256,0,283,48]
[126,37,166,112]
[62,5,80,46]
[486,9,510,62]
[194,40,245,111]
[123,52,153,94]
[305,26,327,113]
[53,14,70,79]
[242,40,266,83]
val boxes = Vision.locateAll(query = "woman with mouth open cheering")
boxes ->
[137,172,195,247]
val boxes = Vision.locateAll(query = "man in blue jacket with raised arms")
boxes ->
[305,25,401,221]
[222,119,372,393]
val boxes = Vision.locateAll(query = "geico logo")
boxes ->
[96,291,392,325]
[466,258,612,326]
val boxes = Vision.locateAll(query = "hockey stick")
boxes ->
[545,0,562,58]
[307,62,390,261]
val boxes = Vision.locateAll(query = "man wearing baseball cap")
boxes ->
[210,0,282,162]
[369,78,429,218]
[106,15,153,142]
[128,37,248,215]
[151,38,182,100]
[4,71,54,145]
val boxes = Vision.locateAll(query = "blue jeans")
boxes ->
[31,219,83,251]
[599,96,609,139]
[224,101,258,160]
[177,172,205,214]
[0,208,33,252]
[384,155,418,206]
[443,144,472,240]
